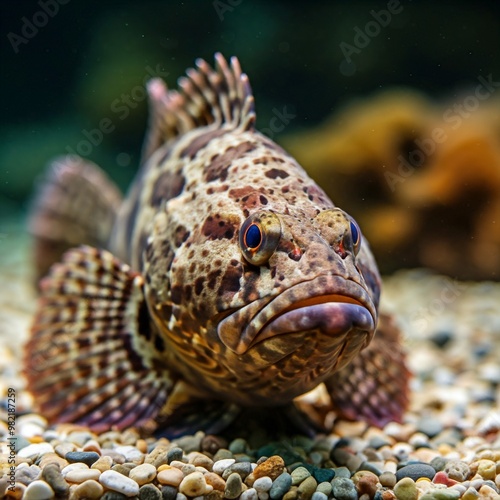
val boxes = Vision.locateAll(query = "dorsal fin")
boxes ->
[142,53,256,163]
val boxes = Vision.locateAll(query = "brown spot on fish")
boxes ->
[228,185,255,201]
[174,225,190,247]
[195,277,205,295]
[180,128,227,159]
[205,142,257,183]
[207,269,221,289]
[151,170,186,207]
[265,168,289,180]
[201,214,239,240]
[220,264,243,293]
[171,285,183,304]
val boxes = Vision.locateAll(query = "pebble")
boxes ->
[65,468,101,483]
[333,467,351,479]
[223,461,253,479]
[41,463,70,497]
[253,456,285,480]
[15,464,41,484]
[462,486,480,499]
[55,442,77,457]
[23,480,54,500]
[224,472,243,499]
[393,477,418,500]
[478,484,499,498]
[352,470,378,497]
[5,482,26,499]
[270,472,293,499]
[91,455,114,472]
[159,485,177,500]
[205,471,226,491]
[229,437,248,454]
[297,475,317,500]
[82,439,102,454]
[311,493,328,500]
[65,450,100,467]
[129,463,157,485]
[212,458,236,475]
[380,471,397,488]
[62,463,90,476]
[316,482,332,496]
[240,487,259,500]
[157,467,184,487]
[253,475,273,492]
[179,471,211,497]
[167,447,184,464]
[17,442,54,458]
[395,463,436,481]
[291,466,311,485]
[112,464,134,476]
[99,469,140,497]
[477,459,496,480]
[73,479,104,499]
[138,483,162,500]
[419,488,460,499]
[331,477,358,500]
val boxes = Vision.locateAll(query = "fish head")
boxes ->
[144,157,380,403]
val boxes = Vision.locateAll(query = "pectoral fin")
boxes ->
[23,246,172,433]
[29,156,122,281]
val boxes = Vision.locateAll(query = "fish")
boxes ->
[24,54,410,435]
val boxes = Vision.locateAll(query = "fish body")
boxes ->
[25,54,409,434]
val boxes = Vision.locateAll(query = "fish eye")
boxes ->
[244,224,262,249]
[350,219,361,255]
[239,211,281,265]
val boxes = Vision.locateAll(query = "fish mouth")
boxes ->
[217,275,376,356]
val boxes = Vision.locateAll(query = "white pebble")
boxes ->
[24,480,54,500]
[212,458,236,475]
[241,488,259,500]
[99,469,140,497]
[19,422,45,439]
[17,442,54,458]
[65,468,101,483]
[62,463,89,476]
[258,493,269,500]
[176,493,188,500]
[253,476,273,492]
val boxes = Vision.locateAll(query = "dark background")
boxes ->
[1,0,500,217]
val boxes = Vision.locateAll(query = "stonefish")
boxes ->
[25,54,409,435]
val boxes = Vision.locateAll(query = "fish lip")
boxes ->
[217,275,376,355]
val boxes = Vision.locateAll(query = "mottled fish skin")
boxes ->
[109,55,380,406]
[25,54,408,433]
